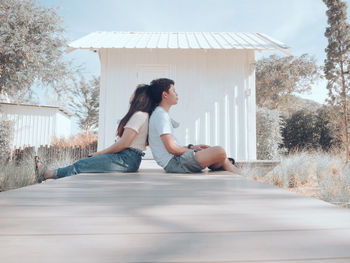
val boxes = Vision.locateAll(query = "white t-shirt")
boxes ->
[149,106,180,167]
[120,111,149,151]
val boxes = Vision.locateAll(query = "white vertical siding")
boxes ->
[247,51,257,160]
[56,111,71,139]
[214,102,219,146]
[98,49,108,149]
[0,104,71,149]
[98,49,257,160]
[205,112,210,145]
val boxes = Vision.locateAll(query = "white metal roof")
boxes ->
[68,32,290,54]
[0,102,72,117]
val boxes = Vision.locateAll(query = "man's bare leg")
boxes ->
[194,146,240,174]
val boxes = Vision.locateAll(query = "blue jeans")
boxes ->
[53,148,144,179]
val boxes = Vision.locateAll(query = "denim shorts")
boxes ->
[164,150,204,173]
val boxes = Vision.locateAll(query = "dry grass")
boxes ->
[0,133,97,191]
[0,153,37,191]
[51,132,97,147]
[241,151,350,207]
[0,151,75,192]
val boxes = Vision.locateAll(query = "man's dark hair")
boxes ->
[149,78,175,105]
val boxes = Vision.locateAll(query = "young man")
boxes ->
[148,78,240,174]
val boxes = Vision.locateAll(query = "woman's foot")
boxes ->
[35,156,56,182]
[34,156,47,183]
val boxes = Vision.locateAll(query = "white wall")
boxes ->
[0,104,71,149]
[98,49,256,160]
[56,111,72,138]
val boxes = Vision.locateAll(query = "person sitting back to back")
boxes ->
[148,78,240,174]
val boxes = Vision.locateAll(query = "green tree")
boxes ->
[281,109,339,153]
[256,54,320,109]
[315,106,341,151]
[256,107,283,160]
[69,76,100,133]
[0,0,73,101]
[281,110,320,153]
[323,0,350,162]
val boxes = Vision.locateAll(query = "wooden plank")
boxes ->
[1,167,350,262]
[1,230,350,262]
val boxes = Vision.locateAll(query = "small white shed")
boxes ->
[0,102,72,149]
[69,32,289,160]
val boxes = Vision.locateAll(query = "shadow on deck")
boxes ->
[1,160,350,262]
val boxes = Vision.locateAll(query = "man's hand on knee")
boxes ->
[192,144,210,151]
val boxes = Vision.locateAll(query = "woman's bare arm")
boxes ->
[89,128,137,157]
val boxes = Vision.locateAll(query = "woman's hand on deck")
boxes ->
[88,152,99,157]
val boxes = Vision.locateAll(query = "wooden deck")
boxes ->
[1,160,350,262]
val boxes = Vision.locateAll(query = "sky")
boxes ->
[36,0,350,132]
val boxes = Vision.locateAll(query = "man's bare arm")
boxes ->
[161,134,190,155]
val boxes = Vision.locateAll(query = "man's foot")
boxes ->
[228,157,235,165]
[34,156,47,183]
[223,158,241,175]
[209,157,235,171]
[228,164,241,175]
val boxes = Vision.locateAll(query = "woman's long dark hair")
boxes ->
[117,84,155,137]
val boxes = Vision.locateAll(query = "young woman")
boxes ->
[35,84,154,182]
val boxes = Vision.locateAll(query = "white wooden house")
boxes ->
[0,102,72,149]
[68,32,289,160]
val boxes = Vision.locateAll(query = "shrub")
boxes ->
[281,110,318,152]
[315,107,341,151]
[0,119,14,164]
[281,108,339,153]
[256,107,283,160]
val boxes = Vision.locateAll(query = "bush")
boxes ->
[315,107,341,151]
[281,108,338,153]
[0,119,14,164]
[256,107,283,160]
[281,110,317,152]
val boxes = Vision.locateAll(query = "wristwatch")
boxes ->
[187,144,194,149]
